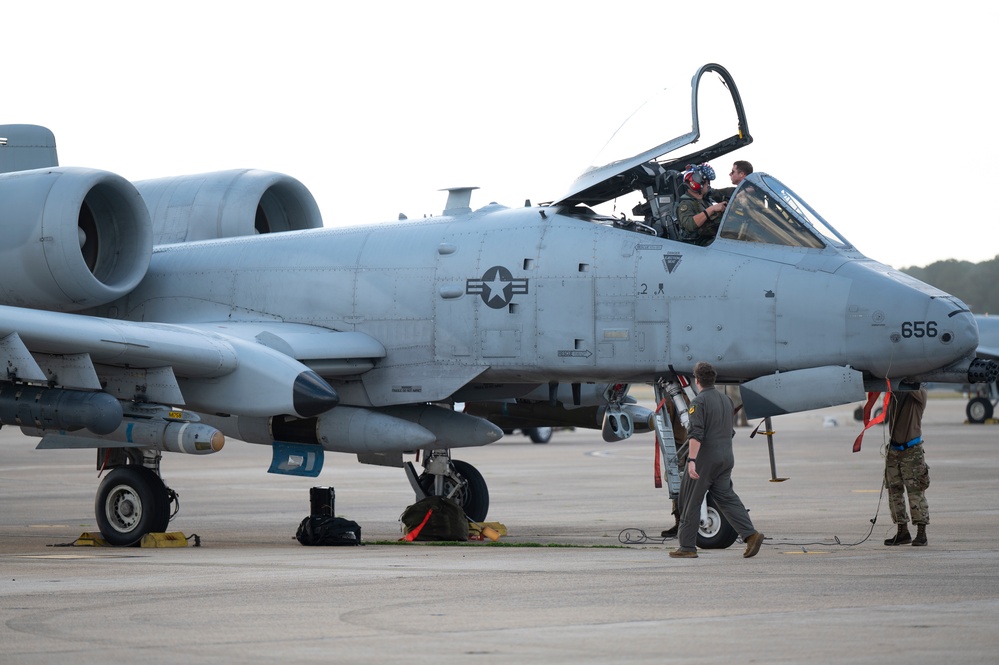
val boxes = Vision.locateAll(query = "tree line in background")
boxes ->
[902,255,999,316]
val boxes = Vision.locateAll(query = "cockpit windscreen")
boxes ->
[719,174,853,251]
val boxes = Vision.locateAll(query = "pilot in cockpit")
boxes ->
[712,160,753,202]
[676,163,728,246]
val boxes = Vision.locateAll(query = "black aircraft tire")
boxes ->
[418,459,490,523]
[854,405,885,423]
[528,427,553,444]
[452,459,489,522]
[95,466,169,547]
[146,469,172,534]
[696,494,740,550]
[967,397,993,424]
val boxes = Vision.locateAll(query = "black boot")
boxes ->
[885,523,912,546]
[912,524,927,547]
[661,502,680,538]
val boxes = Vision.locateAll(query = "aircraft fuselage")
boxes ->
[99,203,979,408]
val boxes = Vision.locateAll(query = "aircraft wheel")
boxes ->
[418,459,490,523]
[696,494,739,549]
[967,397,994,424]
[528,427,553,444]
[854,405,884,424]
[95,466,170,546]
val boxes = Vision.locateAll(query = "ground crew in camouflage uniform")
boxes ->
[884,386,930,546]
[669,362,764,559]
[676,164,728,246]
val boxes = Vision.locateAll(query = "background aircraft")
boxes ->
[1,64,995,546]
[966,315,999,423]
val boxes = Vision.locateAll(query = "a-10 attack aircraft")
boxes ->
[2,64,996,546]
[966,315,999,423]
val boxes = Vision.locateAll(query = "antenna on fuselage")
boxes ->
[441,186,479,215]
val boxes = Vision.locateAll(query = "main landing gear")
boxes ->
[407,450,490,522]
[696,494,739,549]
[966,396,994,423]
[94,450,177,546]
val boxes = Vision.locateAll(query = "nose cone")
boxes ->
[293,370,340,418]
[846,264,978,379]
[914,300,979,370]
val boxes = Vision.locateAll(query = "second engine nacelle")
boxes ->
[0,167,153,312]
[135,169,323,244]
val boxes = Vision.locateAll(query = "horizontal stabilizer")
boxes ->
[740,366,865,420]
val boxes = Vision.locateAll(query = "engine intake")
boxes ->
[0,167,152,312]
[135,169,323,244]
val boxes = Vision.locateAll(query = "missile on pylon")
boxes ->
[0,383,122,435]
[31,418,224,454]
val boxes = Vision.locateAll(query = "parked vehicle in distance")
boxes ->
[503,427,554,444]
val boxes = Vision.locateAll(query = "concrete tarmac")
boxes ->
[2,396,998,664]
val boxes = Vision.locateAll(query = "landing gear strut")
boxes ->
[407,450,489,522]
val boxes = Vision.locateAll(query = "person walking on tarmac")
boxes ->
[884,386,930,546]
[670,362,764,559]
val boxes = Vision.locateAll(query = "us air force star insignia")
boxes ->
[466,266,529,309]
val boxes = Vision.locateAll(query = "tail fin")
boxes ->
[0,125,58,173]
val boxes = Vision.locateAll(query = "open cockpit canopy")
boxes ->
[555,63,751,208]
[555,63,855,254]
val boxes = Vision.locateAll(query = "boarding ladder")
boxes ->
[653,375,696,498]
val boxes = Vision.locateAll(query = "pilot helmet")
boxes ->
[683,163,716,193]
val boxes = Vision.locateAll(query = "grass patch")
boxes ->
[363,540,628,549]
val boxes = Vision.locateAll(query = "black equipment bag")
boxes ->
[296,515,362,546]
[400,496,469,541]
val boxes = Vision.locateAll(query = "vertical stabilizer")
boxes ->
[0,125,58,174]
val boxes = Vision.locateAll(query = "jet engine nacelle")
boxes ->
[135,169,323,245]
[0,167,153,312]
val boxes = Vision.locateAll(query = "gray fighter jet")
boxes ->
[1,64,995,545]
[966,315,999,423]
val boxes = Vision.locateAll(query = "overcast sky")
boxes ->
[4,1,996,269]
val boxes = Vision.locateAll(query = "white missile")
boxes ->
[32,418,224,454]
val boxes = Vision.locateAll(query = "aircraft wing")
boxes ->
[0,305,384,419]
